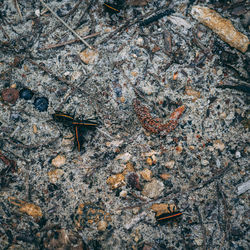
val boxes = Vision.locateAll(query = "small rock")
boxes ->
[48,169,64,183]
[119,190,127,198]
[33,124,38,134]
[201,160,209,166]
[140,169,152,181]
[52,155,66,168]
[185,86,201,98]
[107,173,125,189]
[237,180,250,195]
[97,220,107,232]
[123,162,135,174]
[165,160,175,169]
[213,140,225,151]
[1,88,19,104]
[115,152,132,163]
[146,157,153,166]
[160,173,171,180]
[79,48,99,64]
[235,151,241,158]
[142,179,164,198]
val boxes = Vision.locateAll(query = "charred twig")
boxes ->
[61,0,83,18]
[190,165,232,192]
[216,182,231,248]
[39,32,100,50]
[13,0,23,19]
[194,204,207,250]
[39,0,93,49]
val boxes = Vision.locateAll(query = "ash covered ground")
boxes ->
[0,0,249,249]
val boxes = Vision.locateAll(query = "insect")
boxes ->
[103,2,120,14]
[133,99,185,135]
[140,9,174,26]
[52,112,98,152]
[155,204,182,223]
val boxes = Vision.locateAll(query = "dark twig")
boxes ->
[216,182,232,248]
[39,0,93,49]
[194,204,207,250]
[39,32,100,50]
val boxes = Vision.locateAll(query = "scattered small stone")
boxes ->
[34,97,48,112]
[52,155,66,168]
[235,151,241,158]
[213,140,225,151]
[140,169,152,181]
[48,169,64,184]
[119,190,127,198]
[185,86,201,98]
[19,88,34,100]
[33,124,38,134]
[165,160,175,169]
[107,173,125,189]
[201,159,209,166]
[79,48,99,64]
[160,173,171,180]
[237,180,250,195]
[142,179,164,198]
[146,157,153,166]
[1,88,19,104]
[115,152,132,163]
[97,220,107,232]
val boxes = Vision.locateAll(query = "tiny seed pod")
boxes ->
[34,97,49,112]
[1,88,19,104]
[19,88,34,100]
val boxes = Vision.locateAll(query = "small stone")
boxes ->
[107,173,125,189]
[1,88,19,104]
[97,220,107,232]
[213,140,225,151]
[124,162,135,173]
[165,160,175,169]
[176,145,183,153]
[48,169,64,183]
[115,152,132,163]
[33,124,38,134]
[119,190,127,198]
[52,155,66,168]
[201,160,209,166]
[146,157,153,166]
[140,169,152,181]
[131,71,138,77]
[79,48,99,64]
[136,37,144,46]
[235,151,241,158]
[142,179,164,198]
[185,86,201,98]
[120,96,125,103]
[160,173,171,180]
